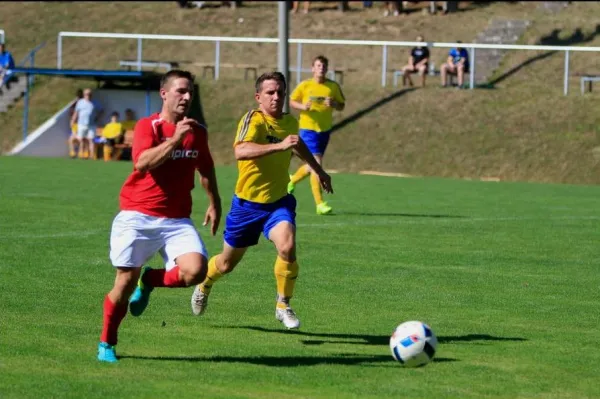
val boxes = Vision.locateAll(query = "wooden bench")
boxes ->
[119,60,180,71]
[574,73,600,94]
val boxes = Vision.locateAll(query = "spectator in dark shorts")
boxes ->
[441,40,470,88]
[401,35,430,87]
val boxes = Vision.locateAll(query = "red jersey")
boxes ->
[119,113,214,218]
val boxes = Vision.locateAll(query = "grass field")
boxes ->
[1,156,599,399]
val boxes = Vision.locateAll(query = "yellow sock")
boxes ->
[274,257,299,308]
[103,147,113,162]
[291,166,310,184]
[199,255,223,295]
[310,173,324,205]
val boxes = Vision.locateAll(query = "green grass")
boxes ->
[1,156,599,399]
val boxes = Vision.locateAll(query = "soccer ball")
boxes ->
[389,321,438,367]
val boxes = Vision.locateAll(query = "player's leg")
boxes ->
[288,129,318,194]
[129,217,206,316]
[76,126,87,158]
[418,64,427,87]
[99,266,141,362]
[87,127,96,160]
[191,196,264,315]
[308,132,333,215]
[402,65,414,87]
[264,195,301,329]
[457,64,465,87]
[99,211,160,362]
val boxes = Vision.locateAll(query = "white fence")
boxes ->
[57,31,600,95]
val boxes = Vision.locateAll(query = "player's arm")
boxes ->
[328,83,345,111]
[234,141,289,160]
[292,138,333,194]
[70,109,78,126]
[134,117,197,172]
[289,83,310,111]
[196,132,222,235]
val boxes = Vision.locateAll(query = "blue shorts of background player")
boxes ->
[224,194,297,248]
[299,128,331,155]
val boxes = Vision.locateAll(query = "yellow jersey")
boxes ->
[102,122,124,139]
[121,120,137,131]
[234,110,298,204]
[290,78,345,132]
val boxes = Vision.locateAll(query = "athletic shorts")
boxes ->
[299,129,331,156]
[224,194,296,248]
[109,210,208,269]
[77,124,97,140]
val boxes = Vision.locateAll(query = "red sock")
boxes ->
[143,266,186,288]
[100,295,128,346]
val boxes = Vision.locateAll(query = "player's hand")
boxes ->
[317,171,333,194]
[304,100,312,111]
[324,97,333,108]
[203,202,222,236]
[174,117,198,143]
[279,135,300,151]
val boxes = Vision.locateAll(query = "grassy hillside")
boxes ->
[1,1,600,183]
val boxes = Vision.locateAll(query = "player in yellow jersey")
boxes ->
[190,72,333,329]
[288,55,345,215]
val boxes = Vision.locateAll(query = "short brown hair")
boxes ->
[255,71,287,93]
[160,69,195,88]
[312,55,329,67]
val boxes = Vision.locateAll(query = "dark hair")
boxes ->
[255,71,287,93]
[76,89,83,99]
[312,55,329,67]
[111,111,120,118]
[160,69,195,88]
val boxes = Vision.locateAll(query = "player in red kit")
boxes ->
[97,70,222,363]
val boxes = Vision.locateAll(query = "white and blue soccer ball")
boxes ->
[389,321,438,367]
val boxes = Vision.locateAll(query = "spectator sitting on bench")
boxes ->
[100,111,125,162]
[401,35,430,87]
[441,40,470,88]
[0,43,16,91]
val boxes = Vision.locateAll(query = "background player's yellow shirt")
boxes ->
[290,78,345,132]
[102,122,124,139]
[234,110,298,204]
[121,120,137,131]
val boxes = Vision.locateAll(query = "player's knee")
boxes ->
[276,238,296,262]
[182,262,208,286]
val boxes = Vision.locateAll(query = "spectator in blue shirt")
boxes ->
[0,43,16,89]
[440,41,470,88]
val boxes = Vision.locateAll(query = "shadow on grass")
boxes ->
[120,353,458,366]
[330,88,416,134]
[488,25,600,87]
[221,326,527,347]
[120,353,395,366]
[334,212,467,218]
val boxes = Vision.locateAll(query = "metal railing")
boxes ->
[18,42,46,86]
[57,31,600,95]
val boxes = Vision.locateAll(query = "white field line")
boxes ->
[0,229,105,240]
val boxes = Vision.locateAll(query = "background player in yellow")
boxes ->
[191,72,333,329]
[288,55,345,215]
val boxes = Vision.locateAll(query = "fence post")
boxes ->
[22,75,30,141]
[296,42,302,86]
[470,46,475,90]
[215,40,220,80]
[563,50,569,96]
[381,44,387,87]
[137,38,143,71]
[57,34,62,69]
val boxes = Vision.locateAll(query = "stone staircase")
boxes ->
[472,18,531,85]
[0,76,27,112]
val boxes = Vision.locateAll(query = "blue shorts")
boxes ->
[299,129,331,155]
[224,194,297,248]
